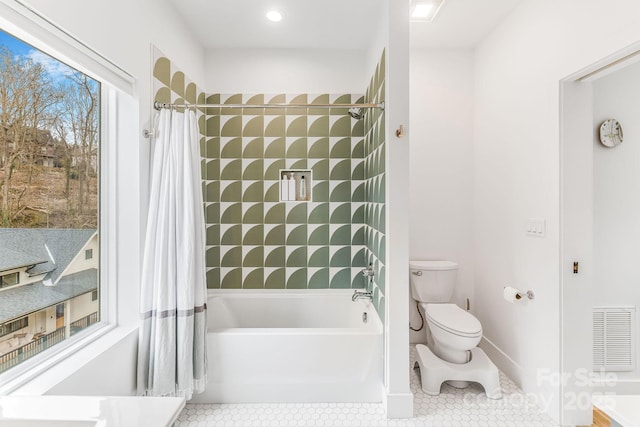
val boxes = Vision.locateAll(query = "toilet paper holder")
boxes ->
[504,286,535,300]
[522,290,535,300]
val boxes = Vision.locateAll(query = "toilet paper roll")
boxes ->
[503,286,523,303]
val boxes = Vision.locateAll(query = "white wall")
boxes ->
[206,48,368,94]
[593,61,640,380]
[34,312,46,334]
[383,0,413,418]
[472,0,640,423]
[409,49,474,344]
[45,330,137,396]
[44,306,56,333]
[9,327,139,397]
[62,234,98,278]
[70,292,98,322]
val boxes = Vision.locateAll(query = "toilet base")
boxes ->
[414,344,502,399]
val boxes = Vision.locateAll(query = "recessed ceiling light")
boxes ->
[266,10,283,22]
[411,0,445,22]
[412,4,434,18]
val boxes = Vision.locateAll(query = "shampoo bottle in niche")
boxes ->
[288,173,296,201]
[299,175,306,201]
[280,173,289,201]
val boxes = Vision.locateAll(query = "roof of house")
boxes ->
[0,268,97,324]
[0,229,96,283]
[0,247,47,272]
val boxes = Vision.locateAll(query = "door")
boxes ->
[55,303,65,330]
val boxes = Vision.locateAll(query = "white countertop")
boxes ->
[0,396,185,427]
[594,395,640,427]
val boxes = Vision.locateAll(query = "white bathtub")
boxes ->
[188,290,383,403]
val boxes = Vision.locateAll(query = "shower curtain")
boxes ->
[137,108,207,399]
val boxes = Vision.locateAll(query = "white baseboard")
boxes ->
[479,337,565,425]
[383,388,414,419]
[478,336,523,388]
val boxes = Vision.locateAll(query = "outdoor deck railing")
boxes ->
[0,327,66,373]
[70,312,99,336]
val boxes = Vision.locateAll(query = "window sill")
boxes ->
[1,324,138,396]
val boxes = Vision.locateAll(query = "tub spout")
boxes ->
[352,290,373,302]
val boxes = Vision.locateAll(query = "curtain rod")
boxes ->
[153,101,385,111]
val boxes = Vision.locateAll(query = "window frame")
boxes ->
[0,0,134,391]
[0,272,20,289]
[0,78,110,382]
[0,317,28,338]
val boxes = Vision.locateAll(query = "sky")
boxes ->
[0,28,88,83]
[0,29,30,56]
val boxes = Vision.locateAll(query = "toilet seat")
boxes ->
[423,303,482,338]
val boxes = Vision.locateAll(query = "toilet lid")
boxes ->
[424,304,482,337]
[409,260,458,271]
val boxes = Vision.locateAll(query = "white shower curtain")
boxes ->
[137,108,207,399]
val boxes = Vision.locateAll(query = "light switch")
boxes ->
[526,218,546,237]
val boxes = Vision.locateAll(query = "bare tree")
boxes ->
[0,47,57,226]
[0,44,99,229]
[54,72,99,221]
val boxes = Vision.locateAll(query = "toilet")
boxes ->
[410,260,502,399]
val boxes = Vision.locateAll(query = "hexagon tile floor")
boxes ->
[176,346,558,426]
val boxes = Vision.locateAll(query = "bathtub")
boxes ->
[188,290,383,403]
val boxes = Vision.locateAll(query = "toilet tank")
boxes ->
[409,260,458,303]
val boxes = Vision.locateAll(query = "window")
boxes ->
[0,317,28,338]
[91,289,98,301]
[0,28,101,373]
[0,272,19,289]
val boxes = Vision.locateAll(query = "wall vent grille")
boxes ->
[593,306,635,372]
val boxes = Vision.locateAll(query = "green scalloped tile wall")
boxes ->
[364,50,386,321]
[205,93,369,290]
[152,47,207,161]
[152,47,386,319]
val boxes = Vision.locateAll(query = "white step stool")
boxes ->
[414,344,502,399]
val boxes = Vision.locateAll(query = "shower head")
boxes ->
[348,107,365,120]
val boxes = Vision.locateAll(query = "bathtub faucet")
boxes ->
[361,265,374,277]
[352,290,373,302]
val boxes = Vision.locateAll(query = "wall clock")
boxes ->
[599,118,623,147]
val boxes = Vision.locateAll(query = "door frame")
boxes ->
[559,42,640,425]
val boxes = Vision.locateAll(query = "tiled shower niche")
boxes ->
[279,170,312,202]
[204,94,369,290]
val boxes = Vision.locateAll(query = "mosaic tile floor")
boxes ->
[176,346,558,426]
